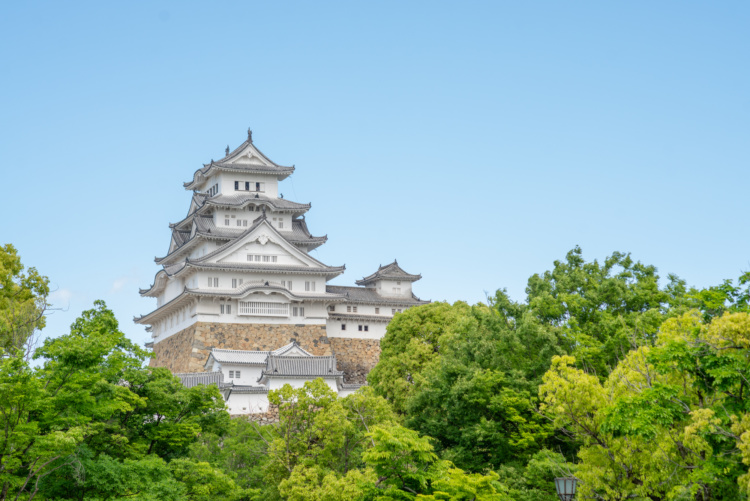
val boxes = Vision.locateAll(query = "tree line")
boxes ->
[1,243,749,500]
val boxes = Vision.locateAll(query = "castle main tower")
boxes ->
[136,131,427,381]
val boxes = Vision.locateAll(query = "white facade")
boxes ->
[197,343,352,415]
[136,131,428,360]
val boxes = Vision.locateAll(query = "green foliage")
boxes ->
[0,243,50,354]
[406,302,561,470]
[525,246,672,376]
[368,302,471,413]
[540,311,750,500]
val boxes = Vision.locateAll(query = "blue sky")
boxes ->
[1,2,748,347]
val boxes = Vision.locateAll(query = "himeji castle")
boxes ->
[135,130,428,413]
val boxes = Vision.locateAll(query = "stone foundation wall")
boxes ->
[329,337,381,384]
[150,322,331,373]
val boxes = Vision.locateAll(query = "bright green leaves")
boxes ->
[0,243,50,354]
[541,311,750,500]
[368,301,471,414]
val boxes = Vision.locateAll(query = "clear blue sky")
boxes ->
[1,1,748,348]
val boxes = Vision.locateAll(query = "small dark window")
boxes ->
[256,182,261,191]
[358,325,363,331]
[364,325,369,332]
[245,181,250,190]
[341,324,346,331]
[234,181,239,190]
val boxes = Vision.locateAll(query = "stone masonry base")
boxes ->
[150,322,381,382]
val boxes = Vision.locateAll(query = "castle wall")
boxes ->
[329,337,381,384]
[150,322,330,373]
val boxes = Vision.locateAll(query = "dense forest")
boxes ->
[1,242,750,500]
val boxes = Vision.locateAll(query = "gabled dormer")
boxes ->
[183,129,295,192]
[355,260,422,298]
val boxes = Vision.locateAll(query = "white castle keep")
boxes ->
[135,130,427,411]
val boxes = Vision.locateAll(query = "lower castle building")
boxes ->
[135,130,428,409]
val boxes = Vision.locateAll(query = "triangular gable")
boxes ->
[196,219,330,269]
[221,139,279,167]
[272,342,313,357]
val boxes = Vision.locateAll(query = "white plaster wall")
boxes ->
[326,320,387,339]
[217,173,280,198]
[226,392,270,414]
[220,363,265,386]
[375,280,412,298]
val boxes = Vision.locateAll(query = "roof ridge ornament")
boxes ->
[247,128,253,143]
[225,145,230,156]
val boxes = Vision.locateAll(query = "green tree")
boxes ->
[368,302,471,414]
[540,311,750,500]
[0,244,50,356]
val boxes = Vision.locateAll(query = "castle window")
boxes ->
[232,279,238,288]
[358,325,363,331]
[279,220,284,229]
[292,306,305,317]
[305,281,316,292]
[208,277,219,287]
[272,256,277,263]
[364,325,369,332]
[225,217,230,226]
[238,301,289,317]
[255,182,261,191]
[346,306,351,312]
[328,306,335,312]
[393,288,401,294]
[235,370,241,378]
[237,219,242,227]
[245,181,250,191]
[375,308,380,314]
[352,306,358,313]
[392,308,396,315]
[234,181,239,190]
[255,255,261,262]
[229,370,234,378]
[262,255,270,262]
[341,324,346,331]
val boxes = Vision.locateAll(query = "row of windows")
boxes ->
[341,324,369,332]
[292,306,305,317]
[247,254,278,263]
[228,370,241,378]
[235,181,265,192]
[330,306,402,315]
[206,183,219,197]
[220,303,232,314]
[225,218,249,227]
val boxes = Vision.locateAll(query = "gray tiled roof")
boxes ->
[261,355,343,378]
[174,371,224,388]
[206,193,310,212]
[229,385,269,394]
[156,215,329,265]
[184,159,295,189]
[170,193,311,232]
[341,383,365,391]
[356,260,422,286]
[326,285,429,306]
[329,312,392,323]
[184,260,345,276]
[207,343,313,366]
